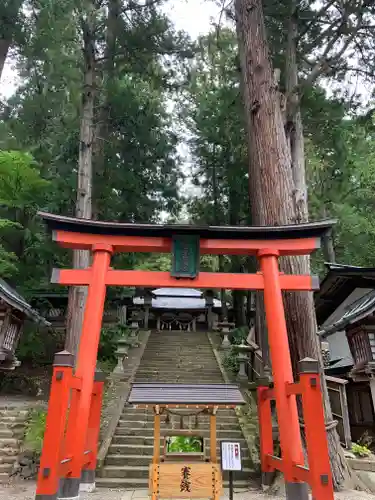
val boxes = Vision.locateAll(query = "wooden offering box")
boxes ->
[150,463,222,499]
[128,383,245,500]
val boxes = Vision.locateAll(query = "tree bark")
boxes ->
[234,0,354,489]
[0,0,24,81]
[65,3,96,357]
[92,0,120,220]
[285,0,308,225]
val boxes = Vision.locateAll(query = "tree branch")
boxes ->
[123,0,163,11]
[298,0,338,41]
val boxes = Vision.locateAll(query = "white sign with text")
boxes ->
[220,441,242,471]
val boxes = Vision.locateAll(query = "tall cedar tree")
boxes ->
[234,0,355,489]
[65,2,96,356]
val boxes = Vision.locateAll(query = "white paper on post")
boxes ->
[220,441,242,471]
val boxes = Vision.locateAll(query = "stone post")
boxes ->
[321,341,331,367]
[118,304,127,325]
[129,314,140,346]
[144,291,152,329]
[205,290,214,330]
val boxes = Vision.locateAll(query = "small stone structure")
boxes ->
[346,456,375,493]
[0,400,42,482]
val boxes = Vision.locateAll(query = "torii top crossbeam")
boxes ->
[39,212,335,291]
[39,211,334,254]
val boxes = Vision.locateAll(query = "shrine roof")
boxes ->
[39,212,335,241]
[128,383,245,406]
[133,287,222,309]
[0,279,49,325]
[153,288,202,297]
[315,263,375,325]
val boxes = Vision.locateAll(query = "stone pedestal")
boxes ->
[221,331,231,349]
[129,320,140,347]
[237,351,248,383]
[218,322,235,349]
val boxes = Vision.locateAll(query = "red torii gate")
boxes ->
[35,212,335,500]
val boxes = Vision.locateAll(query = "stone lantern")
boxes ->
[113,334,133,377]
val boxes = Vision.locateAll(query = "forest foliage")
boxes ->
[1,0,375,291]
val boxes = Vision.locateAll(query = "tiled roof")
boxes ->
[153,288,202,298]
[315,262,375,325]
[133,288,221,309]
[319,289,375,336]
[39,211,335,241]
[0,279,49,325]
[128,383,245,405]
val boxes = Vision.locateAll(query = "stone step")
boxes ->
[96,476,253,489]
[96,477,153,488]
[105,453,253,468]
[140,350,217,353]
[0,429,14,438]
[0,454,19,464]
[101,329,250,488]
[135,377,223,382]
[117,419,240,428]
[112,434,246,447]
[0,447,19,457]
[135,376,223,381]
[0,415,28,423]
[135,375,223,380]
[0,472,11,483]
[140,354,217,358]
[135,367,222,372]
[0,409,29,417]
[141,352,216,355]
[108,443,248,456]
[114,427,244,438]
[0,421,26,430]
[135,376,224,378]
[101,465,149,479]
[109,444,156,455]
[100,464,254,481]
[0,438,20,447]
[0,462,14,473]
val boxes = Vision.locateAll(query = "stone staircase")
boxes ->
[97,330,254,489]
[0,407,29,481]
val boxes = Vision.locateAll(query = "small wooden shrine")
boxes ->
[128,383,245,500]
[0,279,48,370]
[133,288,222,331]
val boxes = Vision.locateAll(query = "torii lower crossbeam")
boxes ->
[52,268,319,291]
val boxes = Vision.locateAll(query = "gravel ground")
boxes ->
[1,482,375,500]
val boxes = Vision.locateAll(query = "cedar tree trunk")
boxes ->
[65,4,96,357]
[234,0,354,489]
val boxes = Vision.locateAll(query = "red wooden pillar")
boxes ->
[35,351,74,500]
[299,358,334,500]
[258,249,307,499]
[61,244,112,499]
[257,385,274,486]
[80,369,106,492]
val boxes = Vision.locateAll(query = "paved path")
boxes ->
[0,482,374,500]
